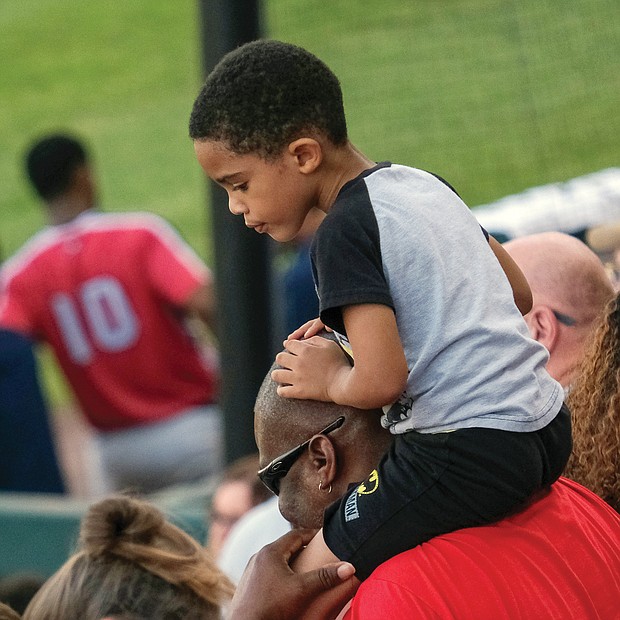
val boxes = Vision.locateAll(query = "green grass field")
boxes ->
[1,0,618,404]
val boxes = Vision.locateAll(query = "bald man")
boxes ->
[504,232,614,389]
[228,361,620,619]
[254,362,392,532]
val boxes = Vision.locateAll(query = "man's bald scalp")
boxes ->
[504,232,613,322]
[255,361,386,453]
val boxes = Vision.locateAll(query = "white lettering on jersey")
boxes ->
[51,293,93,365]
[51,276,140,365]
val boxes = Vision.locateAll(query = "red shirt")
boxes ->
[0,211,218,430]
[344,478,620,619]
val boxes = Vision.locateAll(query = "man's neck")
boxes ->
[47,198,91,226]
[547,356,577,392]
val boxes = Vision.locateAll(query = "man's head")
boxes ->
[504,232,614,387]
[24,133,97,219]
[189,39,347,160]
[254,361,392,529]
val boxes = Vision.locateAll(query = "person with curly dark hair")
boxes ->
[565,292,620,512]
[205,453,274,560]
[189,39,571,583]
[21,495,234,619]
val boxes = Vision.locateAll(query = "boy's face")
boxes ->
[194,140,314,242]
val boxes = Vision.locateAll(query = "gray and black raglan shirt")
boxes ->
[311,163,563,435]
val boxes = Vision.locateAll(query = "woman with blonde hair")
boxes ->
[22,495,234,619]
[565,292,620,512]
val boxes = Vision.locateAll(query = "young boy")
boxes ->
[189,39,571,581]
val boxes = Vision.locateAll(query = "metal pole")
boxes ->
[196,0,274,463]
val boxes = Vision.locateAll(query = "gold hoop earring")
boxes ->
[318,481,332,494]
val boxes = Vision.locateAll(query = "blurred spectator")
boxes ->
[21,495,234,619]
[504,232,614,390]
[0,133,222,494]
[206,453,272,560]
[474,168,620,241]
[0,572,45,615]
[565,291,620,512]
[586,220,620,290]
[0,602,20,620]
[217,495,290,584]
[0,327,65,493]
[0,241,64,493]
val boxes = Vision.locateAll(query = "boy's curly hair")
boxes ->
[189,39,348,159]
[565,292,620,512]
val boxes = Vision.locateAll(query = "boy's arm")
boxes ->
[488,234,533,315]
[274,303,408,410]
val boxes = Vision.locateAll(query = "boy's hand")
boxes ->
[287,317,327,341]
[273,336,349,402]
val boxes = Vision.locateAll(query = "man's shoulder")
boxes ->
[3,212,171,261]
[1,227,63,282]
[79,210,174,238]
[85,213,204,268]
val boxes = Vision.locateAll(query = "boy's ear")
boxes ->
[288,138,322,174]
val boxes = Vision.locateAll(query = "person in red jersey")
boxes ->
[0,133,222,494]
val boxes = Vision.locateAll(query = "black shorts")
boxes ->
[323,403,572,580]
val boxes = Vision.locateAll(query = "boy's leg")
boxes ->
[323,404,571,580]
[531,402,572,486]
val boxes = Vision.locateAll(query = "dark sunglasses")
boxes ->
[257,416,345,496]
[552,309,577,327]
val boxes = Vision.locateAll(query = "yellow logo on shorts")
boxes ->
[357,469,379,495]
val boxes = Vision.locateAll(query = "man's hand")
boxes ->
[273,336,350,402]
[227,529,358,620]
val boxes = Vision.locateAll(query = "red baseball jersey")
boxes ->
[343,477,620,619]
[0,211,218,431]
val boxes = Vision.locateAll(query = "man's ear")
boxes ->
[288,138,322,174]
[527,305,560,353]
[70,164,90,191]
[69,164,96,206]
[307,435,337,486]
